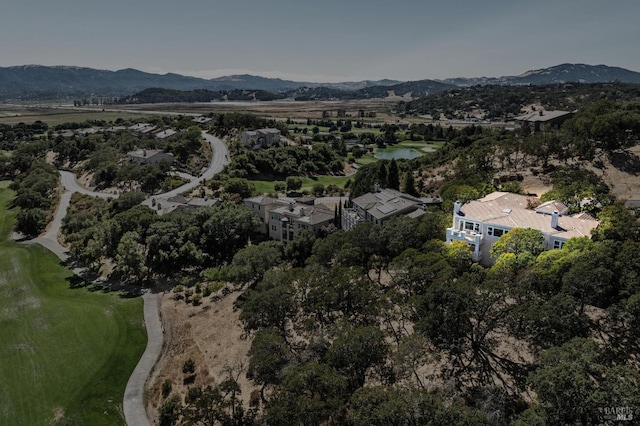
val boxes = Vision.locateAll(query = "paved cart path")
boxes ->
[29,132,228,425]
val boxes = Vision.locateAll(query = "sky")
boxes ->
[2,0,640,82]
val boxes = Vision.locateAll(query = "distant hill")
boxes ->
[208,74,400,92]
[1,63,639,100]
[350,79,456,99]
[123,78,456,104]
[0,65,212,99]
[287,79,456,101]
[0,65,400,100]
[123,87,285,103]
[441,63,640,86]
[404,82,640,121]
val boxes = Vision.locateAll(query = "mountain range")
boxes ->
[0,63,639,101]
[439,63,640,86]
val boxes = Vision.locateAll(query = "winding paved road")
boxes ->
[31,132,228,426]
[151,131,229,198]
[58,171,118,199]
[57,131,227,201]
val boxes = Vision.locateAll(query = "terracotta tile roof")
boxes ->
[459,192,599,239]
[535,200,569,215]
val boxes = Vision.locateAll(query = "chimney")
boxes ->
[300,208,305,216]
[551,211,559,229]
[454,201,462,215]
[374,183,380,193]
[289,202,294,212]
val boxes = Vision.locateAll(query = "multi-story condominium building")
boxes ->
[244,195,296,233]
[240,128,281,150]
[446,192,600,265]
[244,196,334,242]
[268,202,334,243]
[342,185,440,231]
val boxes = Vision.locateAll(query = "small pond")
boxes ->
[374,148,424,160]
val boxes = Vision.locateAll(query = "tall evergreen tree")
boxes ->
[388,159,400,190]
[403,171,419,197]
[377,161,388,187]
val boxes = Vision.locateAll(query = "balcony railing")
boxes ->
[446,228,483,244]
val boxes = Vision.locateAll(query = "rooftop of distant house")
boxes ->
[192,116,212,124]
[154,128,177,139]
[352,187,426,220]
[127,148,166,159]
[515,110,574,123]
[273,202,334,226]
[243,128,281,135]
[147,194,220,215]
[128,123,157,133]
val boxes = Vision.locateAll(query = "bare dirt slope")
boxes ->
[146,290,258,423]
[494,145,640,200]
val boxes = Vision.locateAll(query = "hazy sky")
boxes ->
[2,0,639,82]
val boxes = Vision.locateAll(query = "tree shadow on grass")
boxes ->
[64,264,144,298]
[608,150,640,176]
[67,275,91,289]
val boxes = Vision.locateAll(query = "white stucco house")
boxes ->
[446,192,600,265]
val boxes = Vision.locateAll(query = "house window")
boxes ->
[464,221,480,232]
[271,225,277,231]
[553,240,564,249]
[487,226,506,237]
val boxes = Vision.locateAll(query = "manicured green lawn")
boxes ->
[351,155,378,166]
[250,175,351,195]
[0,184,146,426]
[347,127,382,135]
[303,175,351,190]
[251,179,279,195]
[397,140,445,149]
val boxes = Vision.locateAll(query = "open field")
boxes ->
[1,98,402,124]
[0,106,152,125]
[0,184,146,425]
[136,99,399,121]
